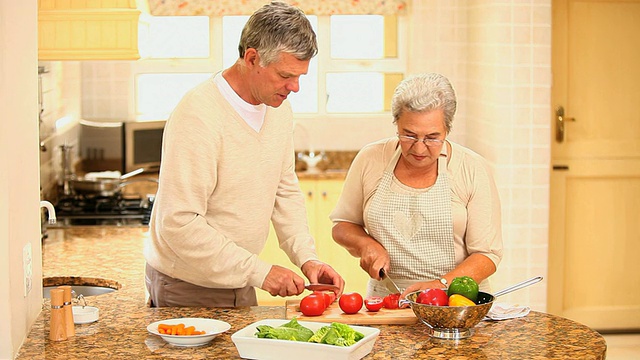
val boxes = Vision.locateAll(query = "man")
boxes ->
[144,1,344,307]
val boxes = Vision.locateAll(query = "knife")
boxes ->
[304,283,340,292]
[379,269,402,294]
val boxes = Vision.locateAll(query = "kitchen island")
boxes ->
[17,228,607,359]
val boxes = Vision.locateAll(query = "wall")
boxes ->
[466,1,551,310]
[50,2,553,312]
[408,0,551,310]
[0,2,41,359]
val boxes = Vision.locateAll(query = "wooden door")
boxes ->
[548,0,640,330]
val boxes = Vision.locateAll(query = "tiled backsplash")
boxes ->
[410,1,552,311]
[38,61,82,203]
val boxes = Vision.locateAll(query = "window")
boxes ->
[135,14,405,119]
[136,73,212,120]
[330,15,384,59]
[141,16,210,58]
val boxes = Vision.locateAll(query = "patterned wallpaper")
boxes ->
[148,0,408,16]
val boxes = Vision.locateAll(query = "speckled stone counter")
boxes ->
[17,228,607,359]
[296,169,347,180]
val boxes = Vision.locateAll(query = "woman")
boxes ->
[330,73,503,299]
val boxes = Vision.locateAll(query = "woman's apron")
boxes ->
[366,147,456,297]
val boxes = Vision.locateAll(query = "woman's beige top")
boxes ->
[330,137,503,269]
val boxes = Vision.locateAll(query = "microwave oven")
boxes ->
[123,120,166,173]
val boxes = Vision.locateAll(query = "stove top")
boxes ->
[51,193,154,227]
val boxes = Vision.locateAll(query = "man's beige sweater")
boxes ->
[144,77,317,289]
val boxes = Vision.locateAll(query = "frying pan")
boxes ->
[70,168,157,196]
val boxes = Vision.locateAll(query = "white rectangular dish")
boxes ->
[231,319,380,360]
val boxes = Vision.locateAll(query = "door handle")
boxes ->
[555,106,575,143]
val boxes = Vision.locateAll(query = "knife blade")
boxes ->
[379,268,402,294]
[304,283,340,292]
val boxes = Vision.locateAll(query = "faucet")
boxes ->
[40,200,56,224]
[293,121,326,172]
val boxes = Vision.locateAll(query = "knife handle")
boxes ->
[378,268,386,279]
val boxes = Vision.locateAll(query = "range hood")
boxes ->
[38,0,149,60]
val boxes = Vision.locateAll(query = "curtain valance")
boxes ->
[148,0,408,16]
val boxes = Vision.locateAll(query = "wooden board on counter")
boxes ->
[285,300,418,325]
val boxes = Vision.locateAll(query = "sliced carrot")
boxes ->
[184,326,195,335]
[156,323,205,336]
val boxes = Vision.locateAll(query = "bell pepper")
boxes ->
[448,294,476,307]
[447,276,479,302]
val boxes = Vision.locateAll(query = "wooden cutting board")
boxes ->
[285,300,418,325]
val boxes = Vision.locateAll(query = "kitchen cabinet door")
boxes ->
[309,179,370,295]
[256,178,369,305]
[38,1,145,60]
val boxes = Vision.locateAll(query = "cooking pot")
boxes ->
[70,168,158,196]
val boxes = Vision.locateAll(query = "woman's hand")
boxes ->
[332,222,390,279]
[359,242,390,279]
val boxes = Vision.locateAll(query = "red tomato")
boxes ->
[383,293,401,309]
[325,291,337,304]
[300,294,326,316]
[313,291,332,309]
[338,292,363,314]
[364,296,384,312]
[416,288,449,306]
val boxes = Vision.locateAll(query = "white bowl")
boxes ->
[72,306,99,324]
[231,319,380,360]
[147,317,231,347]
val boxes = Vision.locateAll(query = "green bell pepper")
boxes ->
[447,276,479,302]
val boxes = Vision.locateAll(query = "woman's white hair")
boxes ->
[391,73,457,133]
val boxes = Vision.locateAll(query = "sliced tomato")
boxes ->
[313,291,332,309]
[383,293,401,309]
[364,296,384,312]
[325,291,337,304]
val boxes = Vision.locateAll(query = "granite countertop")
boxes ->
[17,228,607,359]
[295,169,347,180]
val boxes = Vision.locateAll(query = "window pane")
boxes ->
[144,16,209,58]
[222,16,318,113]
[331,15,384,59]
[222,16,250,68]
[288,55,318,113]
[136,73,213,119]
[326,72,384,113]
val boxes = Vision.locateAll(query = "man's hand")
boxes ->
[301,260,345,298]
[261,265,306,297]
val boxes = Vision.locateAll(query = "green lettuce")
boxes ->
[307,322,365,347]
[307,326,331,343]
[255,318,365,347]
[254,318,314,342]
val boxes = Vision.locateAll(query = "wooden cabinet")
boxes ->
[257,178,370,305]
[38,0,146,60]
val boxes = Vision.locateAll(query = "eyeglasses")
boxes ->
[397,133,444,147]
